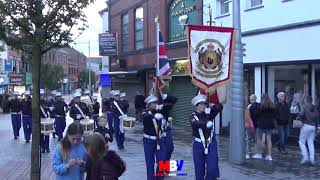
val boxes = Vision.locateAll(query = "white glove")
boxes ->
[49,107,54,111]
[162,94,168,100]
[76,114,81,119]
[156,104,163,111]
[205,107,211,114]
[206,121,213,129]
[154,113,163,120]
[85,116,89,119]
[105,133,110,140]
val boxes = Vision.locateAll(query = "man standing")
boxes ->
[120,92,129,114]
[21,91,32,143]
[92,95,100,129]
[134,91,145,122]
[40,89,50,153]
[52,92,69,141]
[276,92,290,154]
[103,90,114,136]
[8,92,21,140]
[48,90,57,138]
[111,90,126,150]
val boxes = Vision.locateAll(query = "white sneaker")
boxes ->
[265,155,272,161]
[246,154,250,159]
[252,154,262,159]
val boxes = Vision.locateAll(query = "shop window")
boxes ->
[216,0,230,15]
[248,0,263,8]
[267,65,308,103]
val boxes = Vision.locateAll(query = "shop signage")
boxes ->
[9,74,24,84]
[25,72,32,85]
[5,59,13,72]
[99,32,118,56]
[169,0,198,42]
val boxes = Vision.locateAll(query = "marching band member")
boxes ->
[142,95,167,180]
[21,90,32,143]
[111,90,127,150]
[158,91,178,161]
[69,91,89,121]
[120,92,129,114]
[48,90,57,138]
[104,90,115,136]
[92,95,100,129]
[190,94,222,180]
[8,92,22,140]
[40,89,51,153]
[52,92,69,141]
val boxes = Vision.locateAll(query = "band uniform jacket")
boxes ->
[53,99,69,117]
[190,104,223,140]
[69,101,89,120]
[21,97,32,116]
[9,98,21,113]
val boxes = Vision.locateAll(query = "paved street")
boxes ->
[0,95,319,180]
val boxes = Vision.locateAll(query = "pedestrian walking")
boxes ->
[84,133,126,180]
[253,93,276,161]
[52,92,69,141]
[120,92,129,114]
[94,115,113,143]
[245,94,256,159]
[275,92,290,154]
[297,95,319,166]
[21,91,32,143]
[134,91,145,122]
[190,94,222,180]
[40,89,51,153]
[142,95,167,180]
[69,91,89,121]
[8,92,22,140]
[52,122,87,180]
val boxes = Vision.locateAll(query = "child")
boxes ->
[84,133,126,180]
[52,122,87,180]
[94,116,113,143]
[245,94,256,159]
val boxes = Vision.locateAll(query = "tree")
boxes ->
[78,69,96,89]
[0,0,94,179]
[41,64,65,91]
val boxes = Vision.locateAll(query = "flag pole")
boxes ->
[155,16,160,99]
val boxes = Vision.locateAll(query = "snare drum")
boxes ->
[120,116,136,130]
[80,119,94,135]
[41,118,55,135]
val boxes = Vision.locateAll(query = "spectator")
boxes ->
[298,95,319,166]
[52,122,87,180]
[245,94,257,159]
[275,92,290,154]
[84,133,126,180]
[134,91,145,122]
[252,94,276,161]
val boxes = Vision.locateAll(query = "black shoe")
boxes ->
[14,136,17,140]
[46,149,50,153]
[25,140,30,143]
[41,149,45,153]
[282,149,288,155]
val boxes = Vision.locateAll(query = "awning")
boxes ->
[106,70,138,75]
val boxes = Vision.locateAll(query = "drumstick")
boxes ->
[75,104,86,119]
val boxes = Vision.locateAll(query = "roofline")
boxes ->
[99,7,108,16]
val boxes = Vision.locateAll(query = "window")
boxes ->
[135,7,144,50]
[122,13,129,53]
[249,0,262,8]
[218,0,230,15]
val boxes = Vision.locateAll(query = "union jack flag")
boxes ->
[156,28,172,90]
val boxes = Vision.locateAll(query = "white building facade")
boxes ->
[202,0,320,126]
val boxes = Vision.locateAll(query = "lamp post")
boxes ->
[88,40,91,95]
[229,0,245,164]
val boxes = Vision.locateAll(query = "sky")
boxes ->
[72,1,107,57]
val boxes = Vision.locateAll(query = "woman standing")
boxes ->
[298,95,319,166]
[52,122,87,180]
[252,94,276,161]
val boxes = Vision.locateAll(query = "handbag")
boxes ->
[292,119,303,128]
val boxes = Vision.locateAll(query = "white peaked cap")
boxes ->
[145,95,158,104]
[110,90,115,96]
[51,90,57,95]
[92,96,98,100]
[40,89,45,95]
[113,90,120,96]
[25,91,31,95]
[13,91,19,95]
[85,90,90,94]
[120,92,126,97]
[191,94,207,106]
[74,91,81,97]
[56,92,62,96]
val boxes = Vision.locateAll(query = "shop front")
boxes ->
[9,73,25,95]
[0,75,9,94]
[25,72,32,91]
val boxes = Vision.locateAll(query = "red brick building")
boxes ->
[108,0,203,126]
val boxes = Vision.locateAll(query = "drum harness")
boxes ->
[113,101,126,133]
[40,105,49,119]
[192,114,214,155]
[75,103,86,119]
